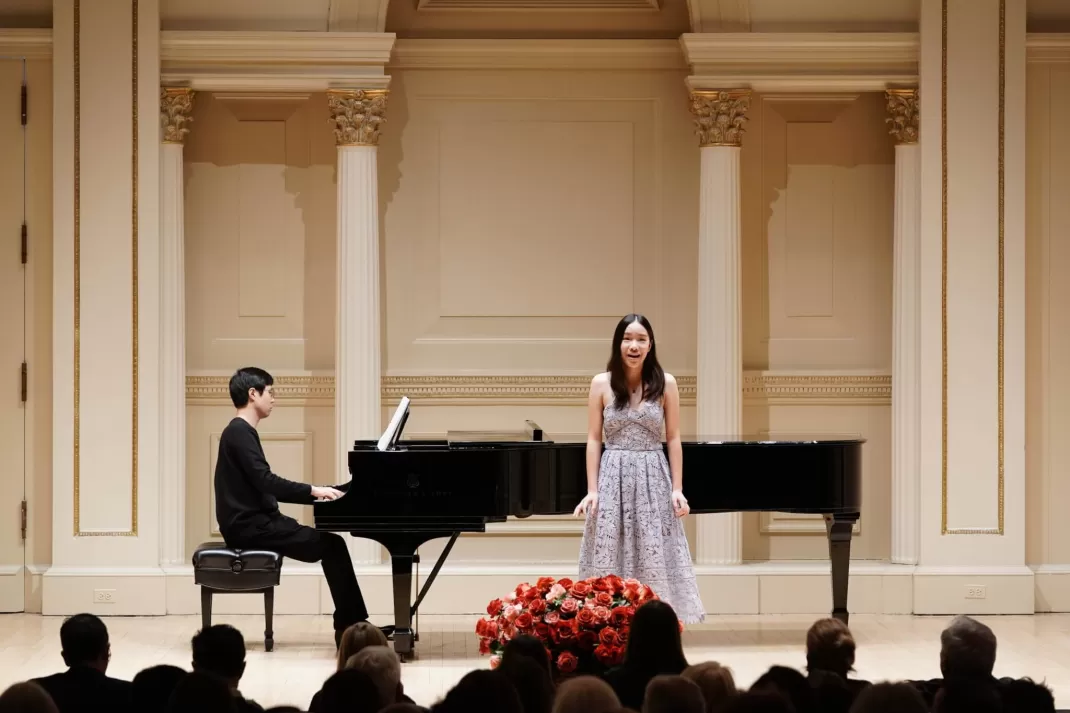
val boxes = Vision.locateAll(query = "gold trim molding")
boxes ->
[186,373,890,406]
[940,0,1005,536]
[72,0,140,538]
[326,89,389,147]
[160,87,194,144]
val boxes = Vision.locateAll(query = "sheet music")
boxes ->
[377,396,410,451]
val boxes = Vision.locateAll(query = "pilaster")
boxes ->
[159,86,194,568]
[45,0,165,614]
[689,89,749,565]
[887,88,921,565]
[328,88,389,566]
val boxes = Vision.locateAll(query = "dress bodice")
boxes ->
[603,398,664,451]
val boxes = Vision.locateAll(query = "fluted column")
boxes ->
[159,87,194,567]
[689,90,750,565]
[328,89,388,565]
[886,89,921,565]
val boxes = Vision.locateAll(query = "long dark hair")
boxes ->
[607,313,665,409]
[622,600,688,673]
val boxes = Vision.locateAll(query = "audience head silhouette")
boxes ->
[0,682,59,713]
[132,664,187,711]
[317,668,384,713]
[750,665,813,713]
[939,615,997,680]
[191,624,247,690]
[682,661,737,712]
[432,669,523,713]
[846,681,926,713]
[59,613,111,671]
[551,675,620,713]
[499,652,555,713]
[502,633,553,677]
[643,674,706,713]
[337,620,391,671]
[624,600,688,673]
[805,618,856,678]
[166,670,238,713]
[347,644,404,708]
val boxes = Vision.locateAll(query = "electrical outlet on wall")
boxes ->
[965,585,986,599]
[93,589,116,604]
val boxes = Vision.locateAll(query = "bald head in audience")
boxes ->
[0,682,58,713]
[939,615,997,680]
[552,675,621,713]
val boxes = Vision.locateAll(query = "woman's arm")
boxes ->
[664,373,683,492]
[586,374,607,493]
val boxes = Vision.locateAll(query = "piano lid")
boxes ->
[433,431,864,446]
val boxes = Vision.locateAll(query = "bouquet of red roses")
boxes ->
[475,574,662,677]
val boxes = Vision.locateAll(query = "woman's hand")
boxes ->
[671,490,689,517]
[574,492,598,517]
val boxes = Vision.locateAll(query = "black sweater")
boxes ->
[214,417,313,539]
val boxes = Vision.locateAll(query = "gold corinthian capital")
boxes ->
[160,87,195,145]
[689,89,751,148]
[326,89,390,147]
[885,88,919,144]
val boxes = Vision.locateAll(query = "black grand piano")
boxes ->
[314,399,863,659]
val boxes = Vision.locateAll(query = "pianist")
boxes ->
[213,366,372,649]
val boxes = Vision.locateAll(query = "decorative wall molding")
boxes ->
[417,0,660,8]
[0,29,51,59]
[159,31,396,91]
[389,38,687,70]
[186,371,891,406]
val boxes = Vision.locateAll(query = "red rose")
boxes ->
[610,606,634,627]
[544,611,560,625]
[536,576,555,593]
[479,638,491,654]
[490,655,502,669]
[577,629,598,649]
[488,598,504,616]
[606,575,624,594]
[552,620,576,643]
[599,627,622,647]
[594,591,613,607]
[593,605,611,624]
[559,597,580,615]
[575,608,597,629]
[484,620,499,639]
[533,622,550,641]
[528,598,547,615]
[594,644,616,665]
[556,651,578,674]
[515,612,534,630]
[570,581,593,598]
[591,577,612,592]
[557,578,574,590]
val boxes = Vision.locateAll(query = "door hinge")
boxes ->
[20,83,27,126]
[20,500,27,541]
[21,222,27,264]
[20,362,27,402]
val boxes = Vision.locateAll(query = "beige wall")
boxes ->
[181,72,897,567]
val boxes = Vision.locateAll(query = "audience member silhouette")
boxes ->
[602,600,690,709]
[0,681,59,713]
[191,624,264,712]
[132,664,188,712]
[31,613,132,713]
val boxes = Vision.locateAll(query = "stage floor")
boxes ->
[1,613,1069,709]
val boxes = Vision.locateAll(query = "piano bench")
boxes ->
[192,541,282,652]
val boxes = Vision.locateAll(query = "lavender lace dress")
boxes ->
[577,398,706,624]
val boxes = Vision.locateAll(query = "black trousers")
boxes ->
[229,516,369,632]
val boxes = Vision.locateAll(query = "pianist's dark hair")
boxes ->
[607,313,665,410]
[229,366,274,408]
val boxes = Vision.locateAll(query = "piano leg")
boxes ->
[390,554,417,659]
[824,513,859,626]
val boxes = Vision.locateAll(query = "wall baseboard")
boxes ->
[20,561,1056,618]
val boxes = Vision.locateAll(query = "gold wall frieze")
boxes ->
[160,87,194,144]
[688,89,751,148]
[326,88,389,147]
[885,88,919,144]
[185,373,891,406]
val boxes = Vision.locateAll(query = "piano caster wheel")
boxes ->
[265,638,274,653]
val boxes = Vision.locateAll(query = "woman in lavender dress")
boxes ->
[574,314,705,624]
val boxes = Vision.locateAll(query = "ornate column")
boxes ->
[886,89,921,566]
[159,87,194,567]
[327,89,388,565]
[689,90,750,565]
